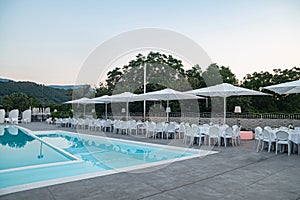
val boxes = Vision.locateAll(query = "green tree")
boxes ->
[201,63,222,86]
[272,67,300,85]
[201,63,237,86]
[242,71,273,90]
[241,67,300,113]
[95,82,110,96]
[96,52,191,114]
[106,67,123,92]
[270,67,300,113]
[106,51,189,94]
[185,64,206,89]
[95,50,299,114]
[1,93,41,112]
[49,103,72,118]
[219,66,238,85]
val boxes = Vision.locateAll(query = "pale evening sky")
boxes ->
[0,0,299,85]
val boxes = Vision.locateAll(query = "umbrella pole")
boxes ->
[84,104,86,119]
[105,103,108,119]
[223,97,226,124]
[126,102,129,121]
[166,100,169,122]
[144,100,146,121]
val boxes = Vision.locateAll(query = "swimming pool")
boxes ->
[0,126,77,172]
[0,126,217,195]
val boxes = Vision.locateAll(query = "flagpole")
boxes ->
[143,63,146,121]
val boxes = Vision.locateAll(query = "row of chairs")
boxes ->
[182,123,241,147]
[139,121,178,139]
[108,119,242,147]
[0,109,32,124]
[53,118,241,147]
[54,118,112,131]
[109,120,178,139]
[55,118,180,140]
[254,126,300,156]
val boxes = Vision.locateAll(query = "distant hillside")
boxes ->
[48,85,91,90]
[0,78,13,82]
[0,81,71,104]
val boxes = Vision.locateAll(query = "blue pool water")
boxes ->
[0,127,75,171]
[38,133,195,170]
[0,126,205,194]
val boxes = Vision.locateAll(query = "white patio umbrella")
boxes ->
[64,97,93,119]
[135,88,203,122]
[89,95,111,119]
[185,83,270,123]
[264,80,300,94]
[95,92,139,121]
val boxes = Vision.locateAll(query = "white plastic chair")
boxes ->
[137,120,147,136]
[61,118,68,127]
[129,120,138,135]
[77,118,84,129]
[22,109,32,124]
[177,122,185,139]
[207,126,220,147]
[219,124,229,132]
[104,119,113,132]
[113,120,121,134]
[0,126,4,136]
[44,107,51,116]
[275,130,291,156]
[9,109,19,124]
[165,123,176,140]
[221,126,234,147]
[192,125,205,146]
[120,121,129,134]
[88,119,96,131]
[254,126,263,152]
[232,125,241,145]
[155,122,164,139]
[46,118,52,124]
[261,127,276,152]
[98,119,105,131]
[0,109,5,123]
[70,118,78,129]
[93,119,101,131]
[83,119,90,129]
[183,124,194,145]
[147,122,156,138]
[32,108,39,116]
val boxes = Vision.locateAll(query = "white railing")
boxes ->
[100,112,300,120]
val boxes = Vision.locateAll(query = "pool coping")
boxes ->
[0,128,218,196]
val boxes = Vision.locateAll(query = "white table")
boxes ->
[289,131,300,144]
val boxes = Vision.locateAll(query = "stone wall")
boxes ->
[124,115,300,131]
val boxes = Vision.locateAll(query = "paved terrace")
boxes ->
[1,122,300,200]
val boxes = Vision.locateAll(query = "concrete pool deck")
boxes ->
[1,122,300,200]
